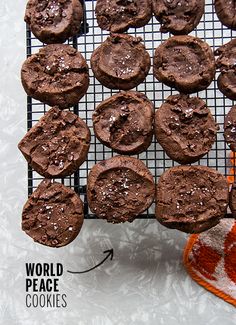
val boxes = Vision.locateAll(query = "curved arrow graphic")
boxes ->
[67,249,114,274]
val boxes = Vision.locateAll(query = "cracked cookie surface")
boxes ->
[25,0,83,43]
[215,0,236,30]
[18,106,90,178]
[22,179,84,247]
[153,35,215,93]
[91,34,150,90]
[87,156,155,223]
[21,44,89,108]
[156,165,229,233]
[155,94,218,164]
[95,0,152,33]
[152,0,204,35]
[93,91,154,155]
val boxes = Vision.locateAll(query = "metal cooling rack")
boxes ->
[26,0,236,219]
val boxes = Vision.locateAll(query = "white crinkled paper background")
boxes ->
[0,1,235,324]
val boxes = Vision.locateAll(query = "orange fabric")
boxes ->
[183,219,236,307]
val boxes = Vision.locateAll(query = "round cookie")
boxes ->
[224,105,236,151]
[152,0,204,35]
[93,91,154,155]
[25,0,83,44]
[229,183,236,218]
[87,156,155,223]
[21,44,89,108]
[153,35,215,94]
[155,94,218,164]
[95,0,152,33]
[215,39,236,100]
[18,106,91,178]
[22,179,84,247]
[215,0,236,30]
[91,33,151,90]
[156,166,229,234]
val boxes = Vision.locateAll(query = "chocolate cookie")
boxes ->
[91,34,151,90]
[153,36,215,94]
[229,183,236,217]
[25,0,83,44]
[156,166,229,233]
[18,107,90,178]
[21,44,89,108]
[215,0,236,30]
[215,39,236,100]
[152,0,204,35]
[224,105,236,151]
[155,94,218,164]
[87,156,155,223]
[93,91,154,155]
[22,179,84,247]
[95,0,152,33]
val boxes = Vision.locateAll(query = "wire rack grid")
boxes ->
[26,0,236,219]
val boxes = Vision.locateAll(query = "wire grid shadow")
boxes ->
[25,0,236,218]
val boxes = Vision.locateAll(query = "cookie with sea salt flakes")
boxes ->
[215,39,236,100]
[93,91,154,155]
[155,94,218,164]
[24,0,83,44]
[22,179,84,247]
[87,156,155,223]
[91,33,151,90]
[21,44,89,108]
[95,0,152,33]
[224,105,236,151]
[152,0,204,35]
[153,35,215,94]
[156,165,229,234]
[18,106,90,178]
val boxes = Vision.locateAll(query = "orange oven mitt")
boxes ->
[183,219,236,307]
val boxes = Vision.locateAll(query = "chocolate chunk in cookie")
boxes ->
[18,107,90,178]
[93,91,154,155]
[152,0,204,35]
[87,156,155,223]
[215,0,236,30]
[155,94,218,164]
[21,44,89,108]
[22,179,84,247]
[91,34,151,90]
[156,166,229,233]
[224,105,236,151]
[95,0,152,33]
[215,39,236,100]
[154,35,215,94]
[25,0,83,44]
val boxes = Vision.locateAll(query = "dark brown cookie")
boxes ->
[155,94,218,164]
[95,0,152,33]
[229,183,236,217]
[21,44,89,108]
[156,166,229,234]
[25,0,83,44]
[224,105,236,151]
[91,34,151,90]
[93,91,154,155]
[152,0,204,35]
[215,0,236,30]
[22,179,84,247]
[153,35,215,94]
[215,39,236,100]
[18,107,90,178]
[87,156,155,223]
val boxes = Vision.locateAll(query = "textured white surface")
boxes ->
[0,1,235,324]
